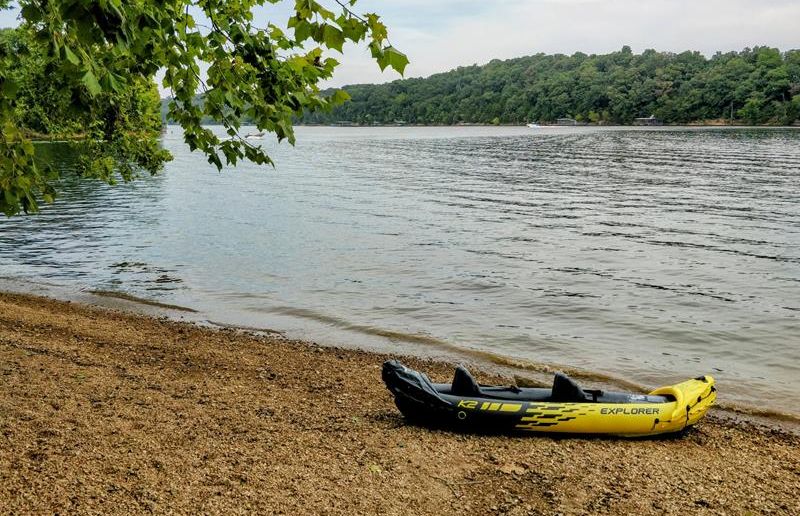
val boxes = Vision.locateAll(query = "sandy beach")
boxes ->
[0,291,798,514]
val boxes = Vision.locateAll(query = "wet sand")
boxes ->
[1,291,798,514]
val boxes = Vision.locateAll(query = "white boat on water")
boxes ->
[526,123,541,128]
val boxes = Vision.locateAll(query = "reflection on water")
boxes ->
[1,126,799,417]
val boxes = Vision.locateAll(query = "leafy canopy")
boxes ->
[0,0,408,216]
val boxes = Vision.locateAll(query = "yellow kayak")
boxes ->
[382,360,716,437]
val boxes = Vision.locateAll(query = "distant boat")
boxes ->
[244,132,265,140]
[526,123,541,128]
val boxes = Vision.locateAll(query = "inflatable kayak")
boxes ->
[382,360,715,437]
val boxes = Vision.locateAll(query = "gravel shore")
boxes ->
[1,292,798,514]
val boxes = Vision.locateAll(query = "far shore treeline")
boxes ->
[298,46,800,126]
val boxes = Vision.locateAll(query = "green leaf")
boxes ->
[365,14,387,42]
[64,45,80,66]
[322,24,344,53]
[339,17,367,42]
[383,47,409,75]
[292,19,312,43]
[81,70,102,96]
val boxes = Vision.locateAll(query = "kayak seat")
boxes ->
[451,365,481,396]
[551,372,588,402]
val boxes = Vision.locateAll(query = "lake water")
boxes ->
[2,126,799,420]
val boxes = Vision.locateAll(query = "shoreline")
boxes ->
[3,277,798,431]
[165,122,800,128]
[293,123,800,128]
[1,291,799,513]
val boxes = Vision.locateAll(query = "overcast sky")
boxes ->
[2,0,798,88]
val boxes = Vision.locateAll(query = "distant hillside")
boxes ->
[160,97,171,124]
[300,46,800,126]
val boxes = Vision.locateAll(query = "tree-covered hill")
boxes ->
[301,46,800,126]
